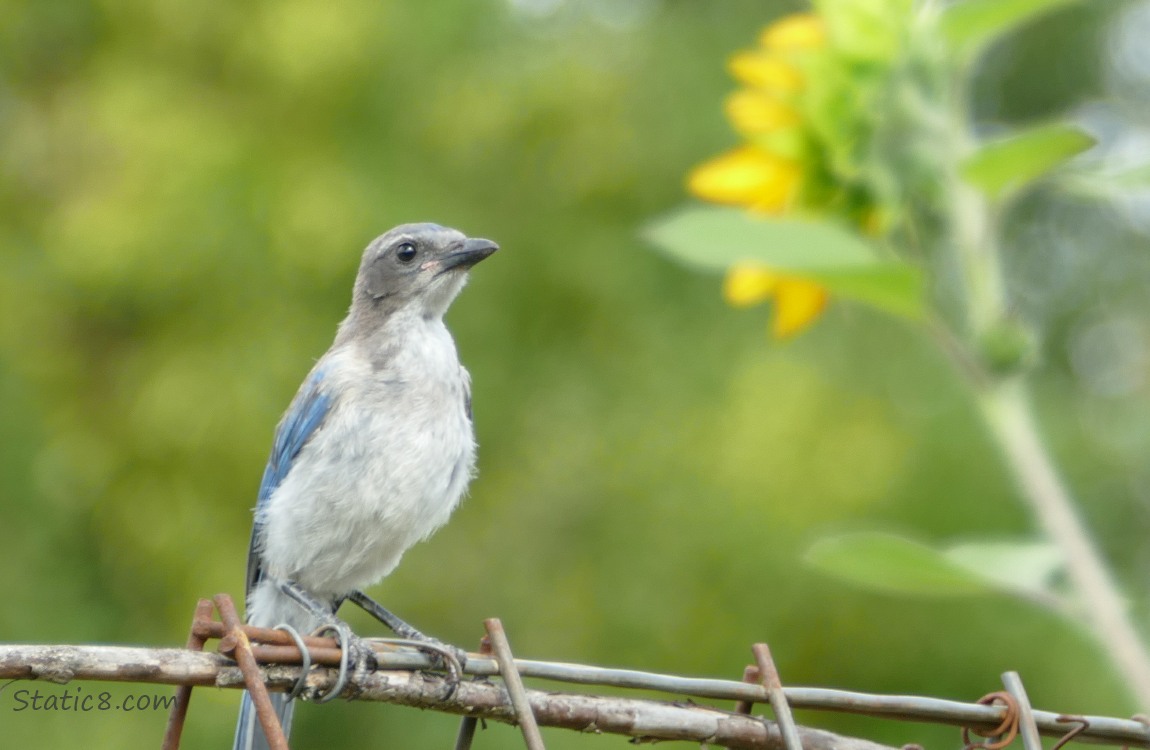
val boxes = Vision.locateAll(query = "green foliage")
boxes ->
[645,207,883,270]
[1108,163,1150,189]
[808,533,1066,605]
[801,0,928,221]
[940,0,1082,54]
[977,318,1039,375]
[944,540,1065,604]
[1061,161,1150,201]
[645,207,923,317]
[960,123,1096,200]
[801,50,887,188]
[813,0,913,61]
[809,266,923,319]
[806,532,992,596]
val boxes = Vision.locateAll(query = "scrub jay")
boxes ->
[233,223,498,750]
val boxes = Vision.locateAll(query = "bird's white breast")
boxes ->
[257,312,476,600]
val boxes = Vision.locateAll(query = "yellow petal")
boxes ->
[724,89,800,138]
[728,51,803,94]
[748,157,802,213]
[723,262,779,308]
[760,13,826,52]
[771,276,829,338]
[687,146,801,213]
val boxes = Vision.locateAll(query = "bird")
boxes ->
[232,223,498,750]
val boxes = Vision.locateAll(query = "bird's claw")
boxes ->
[380,636,467,696]
[416,639,466,699]
[421,638,467,680]
[346,634,379,673]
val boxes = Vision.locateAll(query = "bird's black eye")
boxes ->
[395,242,417,263]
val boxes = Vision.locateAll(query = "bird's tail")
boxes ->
[233,690,294,750]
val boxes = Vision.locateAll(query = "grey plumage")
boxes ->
[233,223,497,750]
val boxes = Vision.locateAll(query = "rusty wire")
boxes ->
[1001,671,1042,750]
[160,598,213,750]
[735,665,760,715]
[1053,716,1091,750]
[454,634,494,750]
[752,643,804,750]
[149,594,1150,750]
[961,692,1020,750]
[215,594,290,750]
[484,618,546,750]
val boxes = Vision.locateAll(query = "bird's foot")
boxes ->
[345,632,380,673]
[402,635,467,682]
[345,589,468,675]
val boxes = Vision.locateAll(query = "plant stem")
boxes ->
[977,380,1150,708]
[937,64,1150,704]
[946,180,1150,707]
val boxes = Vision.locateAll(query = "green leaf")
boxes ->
[1060,162,1150,201]
[645,206,878,271]
[806,532,992,597]
[940,0,1081,53]
[807,265,923,319]
[943,541,1063,598]
[961,123,1095,199]
[644,206,924,318]
[1109,162,1150,189]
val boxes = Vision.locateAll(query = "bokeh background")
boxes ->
[3,0,1150,747]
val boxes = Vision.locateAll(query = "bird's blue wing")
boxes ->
[258,367,334,503]
[245,364,334,601]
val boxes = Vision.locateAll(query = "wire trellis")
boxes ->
[0,594,1146,750]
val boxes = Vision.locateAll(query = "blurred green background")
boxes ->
[2,0,1150,747]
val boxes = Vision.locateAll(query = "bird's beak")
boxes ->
[439,237,499,273]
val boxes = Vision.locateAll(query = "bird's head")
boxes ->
[353,223,499,319]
